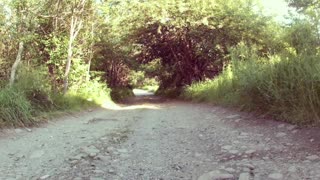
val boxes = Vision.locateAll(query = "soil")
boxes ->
[0,89,319,180]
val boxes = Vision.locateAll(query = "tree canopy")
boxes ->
[0,0,318,92]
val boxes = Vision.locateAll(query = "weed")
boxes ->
[184,44,320,125]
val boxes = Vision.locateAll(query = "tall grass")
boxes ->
[0,67,112,127]
[184,44,320,125]
[0,87,34,127]
[0,68,50,127]
[54,78,112,109]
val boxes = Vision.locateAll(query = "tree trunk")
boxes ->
[63,14,83,94]
[63,33,74,94]
[47,63,57,94]
[62,0,86,93]
[87,22,95,82]
[9,42,24,87]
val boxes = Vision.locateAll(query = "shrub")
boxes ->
[156,88,182,98]
[14,67,53,111]
[53,78,112,110]
[128,70,159,92]
[128,71,145,88]
[0,87,34,127]
[0,67,53,127]
[184,43,320,125]
[110,87,134,102]
[0,66,112,127]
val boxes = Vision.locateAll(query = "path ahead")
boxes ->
[0,90,319,180]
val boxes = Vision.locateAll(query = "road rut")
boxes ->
[0,93,319,180]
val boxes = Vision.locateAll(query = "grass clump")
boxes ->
[184,43,320,125]
[0,67,50,127]
[54,78,112,110]
[0,87,34,126]
[0,67,112,127]
[14,68,54,111]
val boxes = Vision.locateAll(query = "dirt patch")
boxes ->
[0,91,319,179]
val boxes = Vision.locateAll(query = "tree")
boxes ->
[283,20,318,54]
[287,0,320,46]
[64,0,87,94]
[3,0,42,84]
[9,42,24,87]
[105,0,276,90]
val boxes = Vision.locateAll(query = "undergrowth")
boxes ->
[141,85,159,92]
[0,67,112,127]
[0,87,34,127]
[110,87,134,102]
[184,43,320,125]
[156,87,182,98]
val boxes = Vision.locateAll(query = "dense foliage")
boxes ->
[0,0,319,126]
[184,0,320,125]
[184,44,320,125]
[108,0,278,91]
[0,0,112,127]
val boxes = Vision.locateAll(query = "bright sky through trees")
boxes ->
[261,0,291,22]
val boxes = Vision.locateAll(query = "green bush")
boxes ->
[0,87,34,127]
[142,85,159,92]
[128,71,145,88]
[53,78,112,110]
[0,67,112,127]
[110,87,134,102]
[140,78,159,92]
[14,67,53,111]
[128,70,159,92]
[184,44,320,125]
[0,67,52,127]
[156,88,182,98]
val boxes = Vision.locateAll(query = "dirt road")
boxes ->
[0,90,319,180]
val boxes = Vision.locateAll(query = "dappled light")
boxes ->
[101,103,161,111]
[102,89,161,111]
[1,0,320,179]
[133,89,155,96]
[0,0,318,126]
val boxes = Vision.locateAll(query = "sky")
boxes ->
[260,0,292,22]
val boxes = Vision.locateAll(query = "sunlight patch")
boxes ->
[101,103,160,111]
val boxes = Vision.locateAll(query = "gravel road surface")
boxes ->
[0,90,319,180]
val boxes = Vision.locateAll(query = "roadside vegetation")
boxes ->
[0,0,319,127]
[0,67,111,127]
[128,71,159,92]
[0,0,115,127]
[183,1,320,125]
[184,44,320,125]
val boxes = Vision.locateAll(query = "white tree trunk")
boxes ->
[63,35,74,94]
[87,21,95,82]
[9,42,24,87]
[63,0,86,94]
[63,15,83,94]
